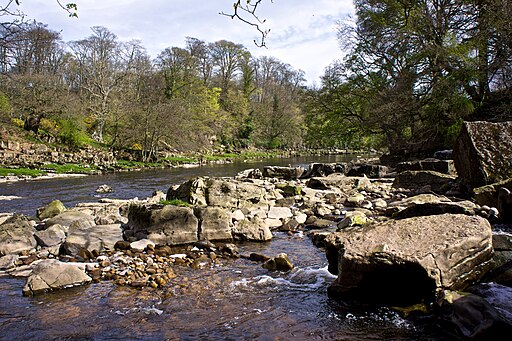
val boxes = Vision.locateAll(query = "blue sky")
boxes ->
[17,0,354,85]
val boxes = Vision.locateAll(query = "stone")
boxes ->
[114,240,131,250]
[454,121,512,187]
[294,213,307,224]
[37,200,66,220]
[262,166,305,180]
[473,178,512,209]
[231,209,245,221]
[232,216,272,242]
[390,200,477,220]
[22,259,92,296]
[263,253,294,271]
[347,164,389,178]
[63,224,122,256]
[433,150,453,160]
[166,177,207,206]
[34,224,66,247]
[0,254,19,270]
[265,218,282,229]
[392,170,456,193]
[267,206,293,220]
[396,159,457,175]
[337,212,368,229]
[195,206,232,241]
[373,199,388,210]
[326,214,493,306]
[126,204,198,245]
[302,163,346,178]
[498,187,512,223]
[438,290,512,340]
[130,239,155,252]
[45,211,96,229]
[96,184,113,193]
[0,215,37,256]
[275,183,302,197]
[346,194,365,207]
[306,174,372,191]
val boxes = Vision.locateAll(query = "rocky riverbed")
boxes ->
[1,121,512,339]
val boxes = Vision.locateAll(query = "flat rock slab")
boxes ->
[23,259,92,296]
[326,214,493,306]
[0,215,36,256]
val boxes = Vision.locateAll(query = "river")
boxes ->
[0,154,450,340]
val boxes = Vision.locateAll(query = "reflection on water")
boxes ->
[0,234,448,340]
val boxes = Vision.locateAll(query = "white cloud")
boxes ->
[16,0,354,84]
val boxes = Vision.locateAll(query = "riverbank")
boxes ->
[0,148,378,183]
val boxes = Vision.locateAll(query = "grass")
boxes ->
[116,159,164,169]
[42,163,99,174]
[158,199,190,207]
[162,156,199,164]
[0,167,46,177]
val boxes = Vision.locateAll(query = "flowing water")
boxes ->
[0,154,451,340]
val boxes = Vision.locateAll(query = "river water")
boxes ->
[0,155,450,340]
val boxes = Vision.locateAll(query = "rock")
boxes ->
[438,290,512,340]
[267,206,293,220]
[262,166,305,180]
[473,178,512,209]
[326,214,493,306]
[114,240,131,250]
[302,163,346,178]
[34,224,66,247]
[37,200,66,220]
[232,216,272,242]
[167,177,267,209]
[63,224,122,256]
[392,170,456,193]
[22,259,92,296]
[0,254,19,270]
[498,187,512,223]
[127,205,198,245]
[373,199,388,210]
[0,215,37,256]
[220,243,239,256]
[96,184,113,193]
[263,253,294,271]
[195,206,232,241]
[337,212,368,229]
[45,211,96,229]
[281,218,301,232]
[433,150,453,160]
[346,193,365,207]
[130,239,155,252]
[396,159,457,175]
[275,183,302,197]
[454,121,512,187]
[306,174,372,191]
[231,209,245,221]
[390,200,477,220]
[294,213,307,224]
[347,164,389,178]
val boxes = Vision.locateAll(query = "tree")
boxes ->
[69,26,140,143]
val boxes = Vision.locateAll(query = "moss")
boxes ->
[158,199,190,207]
[42,163,99,174]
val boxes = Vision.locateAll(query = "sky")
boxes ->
[17,0,355,85]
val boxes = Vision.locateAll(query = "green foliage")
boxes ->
[57,119,90,149]
[0,167,46,177]
[0,92,11,116]
[158,199,190,207]
[42,163,98,174]
[10,117,24,128]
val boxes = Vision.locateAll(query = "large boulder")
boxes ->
[63,223,122,256]
[474,178,512,222]
[396,159,457,176]
[347,164,389,178]
[386,194,477,219]
[326,214,493,306]
[302,163,347,178]
[194,206,232,241]
[454,121,512,188]
[232,216,272,242]
[45,211,96,229]
[306,174,372,191]
[167,177,267,209]
[22,259,92,296]
[0,215,37,256]
[34,224,66,247]
[392,170,456,193]
[262,166,305,180]
[127,204,199,245]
